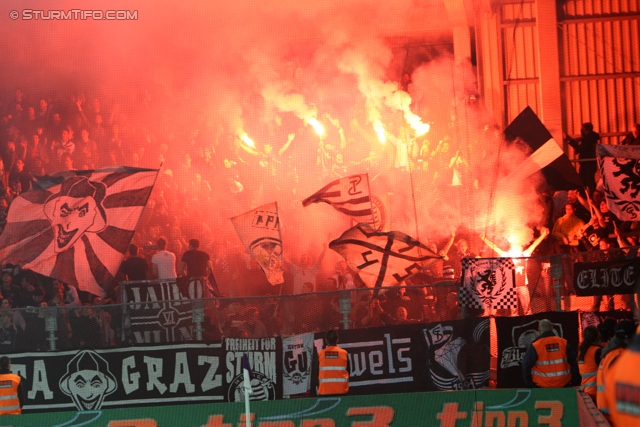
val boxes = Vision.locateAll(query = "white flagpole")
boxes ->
[245,393,251,427]
[242,353,252,427]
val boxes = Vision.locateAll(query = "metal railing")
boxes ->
[0,247,636,352]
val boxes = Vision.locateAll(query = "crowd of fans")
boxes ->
[0,84,638,347]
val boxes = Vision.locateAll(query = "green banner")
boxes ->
[3,388,578,427]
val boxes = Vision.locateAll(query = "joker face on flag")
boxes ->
[329,223,440,288]
[597,143,640,220]
[231,202,284,285]
[0,167,159,297]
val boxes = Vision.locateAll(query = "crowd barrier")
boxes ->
[0,248,637,354]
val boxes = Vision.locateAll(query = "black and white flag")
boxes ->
[302,174,373,223]
[329,223,440,288]
[459,258,518,309]
[503,107,583,190]
[597,143,640,220]
[231,202,284,285]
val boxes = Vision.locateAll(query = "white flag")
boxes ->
[231,202,284,285]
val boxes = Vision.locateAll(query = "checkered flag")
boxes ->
[458,258,517,309]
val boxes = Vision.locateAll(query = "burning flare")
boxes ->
[306,117,325,137]
[404,110,430,136]
[373,120,386,144]
[239,133,255,148]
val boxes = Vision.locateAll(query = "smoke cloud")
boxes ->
[1,0,547,270]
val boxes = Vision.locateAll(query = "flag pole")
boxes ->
[242,352,252,427]
[407,152,422,261]
[245,391,251,427]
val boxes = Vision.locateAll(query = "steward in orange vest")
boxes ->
[522,319,581,388]
[0,356,25,415]
[604,325,640,426]
[317,329,349,395]
[596,319,636,417]
[578,325,600,402]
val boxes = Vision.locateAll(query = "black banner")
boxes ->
[496,312,579,388]
[311,318,490,395]
[573,258,639,296]
[121,278,209,344]
[13,337,283,413]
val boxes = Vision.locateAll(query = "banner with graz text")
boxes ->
[11,338,283,413]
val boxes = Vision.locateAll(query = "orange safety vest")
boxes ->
[605,334,640,427]
[597,347,625,415]
[579,345,599,401]
[318,345,349,395]
[0,373,21,415]
[531,336,572,388]
[605,334,640,426]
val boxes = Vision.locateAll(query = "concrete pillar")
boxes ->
[535,0,563,144]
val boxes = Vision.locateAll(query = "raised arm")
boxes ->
[440,231,456,260]
[278,133,296,156]
[522,227,550,257]
[479,233,507,257]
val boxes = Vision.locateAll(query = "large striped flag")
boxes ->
[231,202,284,285]
[302,174,373,223]
[0,167,159,297]
[329,223,440,288]
[597,143,640,220]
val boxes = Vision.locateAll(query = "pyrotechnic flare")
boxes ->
[387,89,430,136]
[404,110,431,136]
[306,117,325,137]
[373,120,386,144]
[239,133,255,148]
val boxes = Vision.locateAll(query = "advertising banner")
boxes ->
[12,388,580,427]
